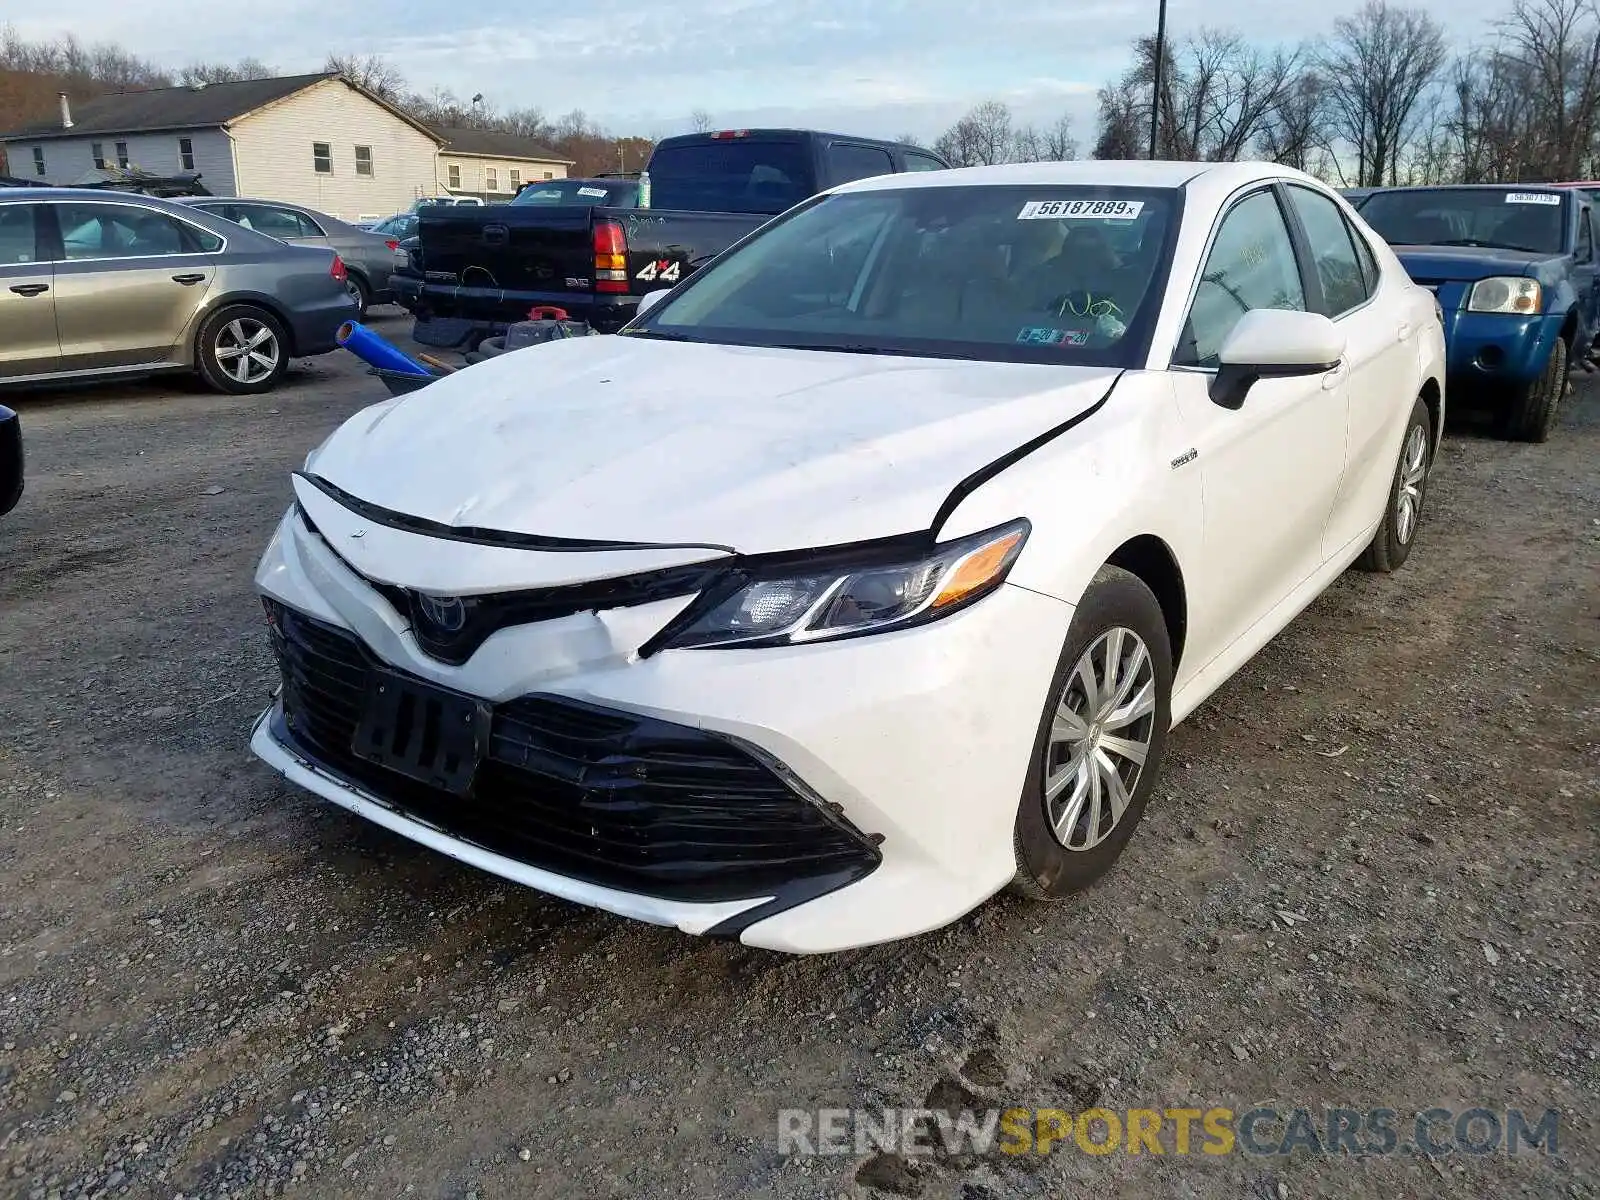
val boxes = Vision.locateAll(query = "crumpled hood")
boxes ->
[308,336,1118,555]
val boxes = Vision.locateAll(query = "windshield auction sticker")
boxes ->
[1018,199,1144,220]
[1505,192,1561,205]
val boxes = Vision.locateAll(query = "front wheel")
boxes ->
[195,305,289,395]
[1357,395,1432,573]
[1011,566,1173,899]
[1503,334,1565,443]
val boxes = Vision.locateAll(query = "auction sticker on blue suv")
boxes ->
[1505,192,1561,204]
[1018,199,1145,219]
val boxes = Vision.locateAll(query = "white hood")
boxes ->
[309,336,1118,555]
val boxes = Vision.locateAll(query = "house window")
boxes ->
[178,137,195,171]
[509,168,521,189]
[91,142,105,169]
[115,141,129,168]
[543,171,553,180]
[313,142,332,174]
[448,163,461,188]
[32,147,45,176]
[486,167,499,191]
[354,145,373,176]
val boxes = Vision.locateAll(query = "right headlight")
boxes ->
[656,519,1030,650]
[1467,276,1541,315]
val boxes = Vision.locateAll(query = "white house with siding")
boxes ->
[433,126,572,202]
[1,74,571,221]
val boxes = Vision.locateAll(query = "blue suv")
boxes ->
[1356,184,1598,442]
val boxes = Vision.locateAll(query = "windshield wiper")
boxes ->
[1411,237,1545,253]
[769,342,981,360]
[623,328,705,343]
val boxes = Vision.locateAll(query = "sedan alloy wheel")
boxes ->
[213,317,281,386]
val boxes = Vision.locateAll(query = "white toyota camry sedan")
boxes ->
[251,160,1445,953]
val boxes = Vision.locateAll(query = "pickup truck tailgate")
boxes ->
[418,206,595,293]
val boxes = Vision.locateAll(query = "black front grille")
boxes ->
[264,600,880,903]
[294,503,723,666]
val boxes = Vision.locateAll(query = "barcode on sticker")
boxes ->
[578,187,608,198]
[1505,191,1561,205]
[1018,199,1144,220]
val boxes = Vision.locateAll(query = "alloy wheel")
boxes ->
[1396,424,1427,545]
[214,318,281,385]
[1043,626,1157,851]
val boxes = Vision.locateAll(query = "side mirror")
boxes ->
[634,288,670,318]
[1210,309,1345,410]
[0,406,23,518]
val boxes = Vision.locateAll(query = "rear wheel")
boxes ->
[1011,567,1172,899]
[1357,396,1432,573]
[195,304,289,395]
[1503,334,1565,443]
[345,272,371,320]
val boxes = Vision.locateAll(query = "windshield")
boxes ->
[512,179,637,207]
[627,184,1181,366]
[1359,188,1566,254]
[646,140,814,214]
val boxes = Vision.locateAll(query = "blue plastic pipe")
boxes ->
[336,321,431,376]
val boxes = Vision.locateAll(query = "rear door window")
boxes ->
[54,203,198,260]
[826,143,895,186]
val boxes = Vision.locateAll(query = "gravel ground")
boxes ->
[0,311,1595,1200]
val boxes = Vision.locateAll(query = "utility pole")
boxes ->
[1149,0,1167,159]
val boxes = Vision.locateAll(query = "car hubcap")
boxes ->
[1396,424,1427,545]
[214,318,280,384]
[346,279,364,308]
[1044,626,1157,851]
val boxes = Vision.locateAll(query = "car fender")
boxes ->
[932,372,1203,633]
[185,289,305,359]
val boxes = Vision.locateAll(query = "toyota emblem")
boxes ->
[417,593,467,633]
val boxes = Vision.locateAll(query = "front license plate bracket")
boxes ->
[351,668,488,795]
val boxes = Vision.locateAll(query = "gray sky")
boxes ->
[5,0,1514,143]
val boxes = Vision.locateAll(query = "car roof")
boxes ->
[834,158,1329,202]
[1364,183,1564,193]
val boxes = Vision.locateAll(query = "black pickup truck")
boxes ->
[395,130,948,346]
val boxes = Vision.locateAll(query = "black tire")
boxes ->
[1357,395,1432,573]
[1503,333,1565,443]
[345,272,371,320]
[194,304,290,395]
[477,335,508,358]
[1011,566,1173,899]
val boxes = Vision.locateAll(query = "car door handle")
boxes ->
[1321,362,1347,391]
[172,273,207,286]
[9,283,48,297]
[1396,321,1413,342]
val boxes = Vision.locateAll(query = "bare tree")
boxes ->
[1495,0,1600,180]
[1319,1,1449,186]
[933,100,1016,166]
[689,108,713,133]
[894,132,926,148]
[1093,83,1145,158]
[179,58,277,86]
[1041,113,1079,160]
[325,53,406,103]
[1255,70,1330,169]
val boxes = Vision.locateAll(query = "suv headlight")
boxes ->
[659,520,1029,649]
[1467,276,1541,314]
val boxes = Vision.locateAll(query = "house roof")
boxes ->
[432,125,573,164]
[2,73,443,144]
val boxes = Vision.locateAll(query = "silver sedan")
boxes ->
[0,189,355,395]
[179,198,399,318]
